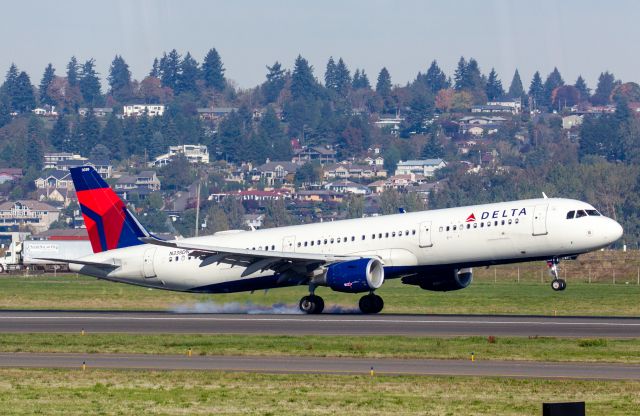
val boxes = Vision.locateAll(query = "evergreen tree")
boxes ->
[108,55,132,103]
[79,59,102,107]
[334,58,351,97]
[49,114,70,151]
[591,71,618,106]
[12,71,36,112]
[375,67,392,97]
[149,58,160,77]
[485,68,504,101]
[453,57,468,90]
[507,69,524,99]
[352,69,371,90]
[159,49,181,91]
[216,111,244,163]
[324,57,337,91]
[24,116,44,170]
[528,71,544,108]
[574,75,590,102]
[257,106,291,161]
[421,135,444,158]
[202,48,226,91]
[101,113,125,160]
[1,64,19,111]
[78,111,101,154]
[263,61,286,103]
[177,52,200,95]
[291,55,317,101]
[0,93,12,128]
[66,56,79,87]
[38,63,56,107]
[542,67,564,109]
[423,60,449,93]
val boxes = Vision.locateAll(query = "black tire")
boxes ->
[299,295,324,314]
[371,295,384,313]
[359,294,382,314]
[0,264,4,273]
[310,295,324,314]
[551,279,562,291]
[558,279,567,291]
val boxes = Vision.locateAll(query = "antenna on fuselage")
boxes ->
[542,192,548,199]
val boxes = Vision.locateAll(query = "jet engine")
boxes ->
[322,258,385,293]
[402,267,472,292]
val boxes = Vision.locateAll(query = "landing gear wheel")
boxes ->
[359,294,384,314]
[299,295,324,314]
[551,279,566,291]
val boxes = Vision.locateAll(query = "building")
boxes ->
[562,115,584,130]
[292,146,337,164]
[0,200,60,232]
[43,153,112,179]
[374,115,404,133]
[243,214,265,229]
[150,144,210,166]
[472,100,521,114]
[123,104,165,117]
[78,107,113,118]
[323,163,386,180]
[395,159,446,177]
[0,168,23,184]
[197,107,239,121]
[324,180,371,195]
[35,171,73,190]
[115,171,161,192]
[256,161,299,186]
[221,189,292,202]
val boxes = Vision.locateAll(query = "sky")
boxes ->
[1,0,639,91]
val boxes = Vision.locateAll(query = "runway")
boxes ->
[0,352,638,380]
[0,310,639,338]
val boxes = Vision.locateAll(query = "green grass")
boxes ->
[0,368,637,415]
[1,333,639,363]
[0,274,639,316]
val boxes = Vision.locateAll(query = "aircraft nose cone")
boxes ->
[609,219,623,243]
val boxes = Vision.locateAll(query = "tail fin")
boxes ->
[70,166,148,253]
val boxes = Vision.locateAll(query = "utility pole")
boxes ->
[194,180,201,237]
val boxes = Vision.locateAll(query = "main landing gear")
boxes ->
[298,288,384,314]
[547,258,566,291]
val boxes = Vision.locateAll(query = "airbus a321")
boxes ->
[50,166,623,314]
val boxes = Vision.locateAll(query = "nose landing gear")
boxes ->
[547,259,566,291]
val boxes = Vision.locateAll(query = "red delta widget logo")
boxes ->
[466,208,528,222]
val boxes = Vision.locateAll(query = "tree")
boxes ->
[101,113,125,160]
[423,60,449,93]
[334,58,351,98]
[552,85,580,109]
[38,63,56,107]
[294,161,322,186]
[375,67,392,97]
[257,106,291,161]
[202,48,226,91]
[591,71,619,106]
[612,82,640,103]
[352,69,371,90]
[78,111,101,154]
[343,194,364,219]
[291,55,318,101]
[435,88,454,112]
[0,93,10,128]
[149,58,160,77]
[574,75,590,102]
[379,188,400,215]
[263,61,286,103]
[108,55,132,103]
[528,71,544,108]
[324,56,337,91]
[159,49,181,91]
[216,111,245,163]
[1,64,19,100]
[177,52,200,95]
[49,114,70,151]
[421,135,444,158]
[12,71,36,112]
[158,154,195,190]
[79,59,102,106]
[453,57,468,91]
[542,67,564,109]
[66,56,79,87]
[485,68,504,101]
[507,69,524,100]
[15,116,44,170]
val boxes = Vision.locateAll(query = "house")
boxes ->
[323,163,386,180]
[324,180,371,195]
[292,146,337,164]
[374,115,404,132]
[44,153,86,169]
[151,144,210,167]
[472,100,521,114]
[78,107,113,118]
[364,156,384,166]
[395,159,446,177]
[0,168,23,184]
[295,190,343,203]
[562,115,584,130]
[222,189,292,202]
[31,106,58,117]
[123,104,165,117]
[197,107,239,121]
[34,188,67,204]
[0,200,60,232]
[243,214,265,229]
[256,161,299,186]
[43,153,112,178]
[35,171,73,189]
[115,171,161,191]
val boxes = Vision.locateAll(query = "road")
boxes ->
[0,310,639,337]
[0,352,638,380]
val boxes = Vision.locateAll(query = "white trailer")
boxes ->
[0,240,93,272]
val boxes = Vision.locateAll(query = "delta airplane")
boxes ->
[49,166,623,314]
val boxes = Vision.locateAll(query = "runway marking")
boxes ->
[1,315,640,327]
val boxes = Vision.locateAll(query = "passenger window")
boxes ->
[508,219,512,225]
[446,226,450,231]
[272,245,275,250]
[399,231,403,236]
[304,242,308,247]
[480,222,484,227]
[324,239,328,244]
[385,232,389,238]
[360,235,364,241]
[175,256,179,261]
[466,224,470,229]
[310,241,314,246]
[372,234,376,239]
[412,230,416,235]
[566,211,575,219]
[169,257,172,262]
[576,210,587,218]
[453,225,457,231]
[378,233,382,239]
[392,232,396,237]
[487,222,491,227]
[515,219,519,224]
[438,227,443,232]
[331,238,335,244]
[317,240,321,245]
[297,242,300,247]
[494,221,498,226]
[501,220,505,225]
[473,223,478,228]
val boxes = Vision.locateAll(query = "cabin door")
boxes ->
[143,247,157,278]
[532,204,549,236]
[418,221,433,248]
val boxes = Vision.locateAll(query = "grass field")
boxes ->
[0,333,639,363]
[0,274,639,316]
[0,368,637,415]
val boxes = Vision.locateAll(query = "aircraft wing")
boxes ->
[141,236,365,277]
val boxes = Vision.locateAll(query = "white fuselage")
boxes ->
[71,198,623,293]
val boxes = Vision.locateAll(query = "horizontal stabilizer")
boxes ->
[35,258,119,270]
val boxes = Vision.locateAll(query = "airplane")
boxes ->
[48,166,623,314]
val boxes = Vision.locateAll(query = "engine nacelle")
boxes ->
[324,258,385,293]
[402,267,473,292]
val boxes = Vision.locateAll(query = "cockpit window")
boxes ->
[576,210,587,218]
[566,211,575,219]
[586,210,601,216]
